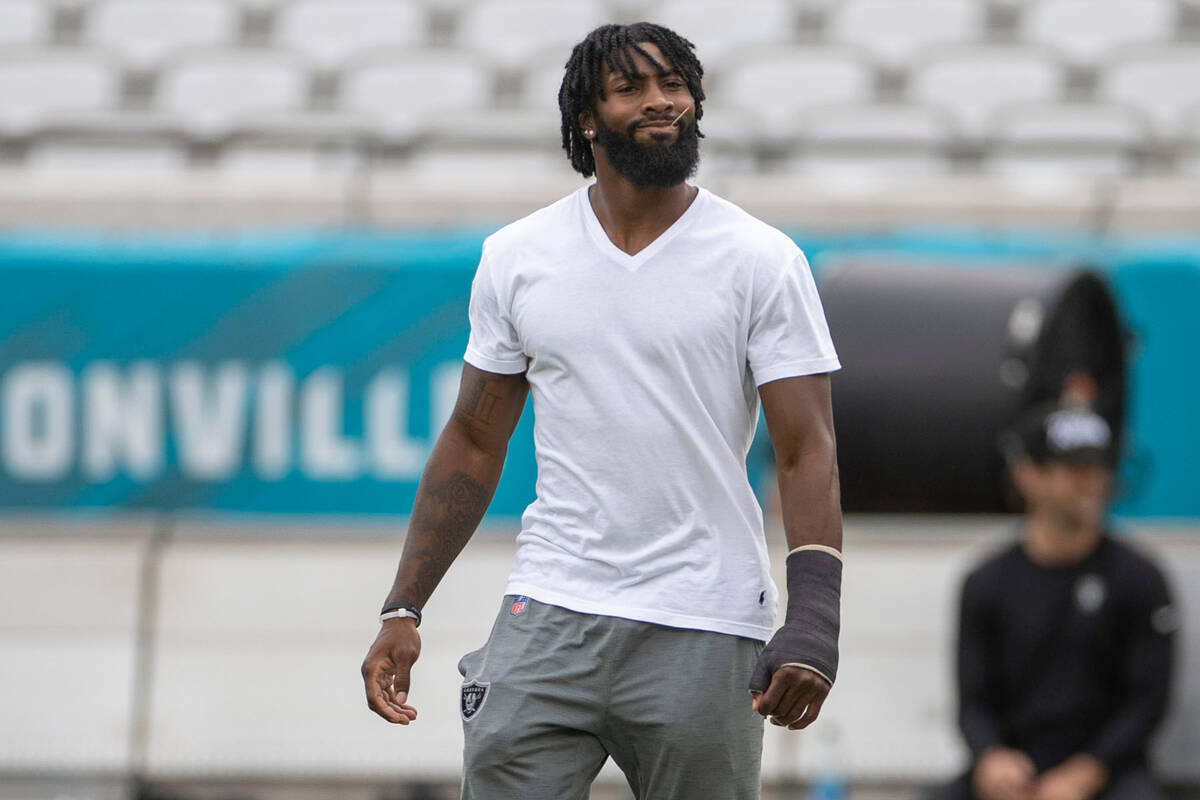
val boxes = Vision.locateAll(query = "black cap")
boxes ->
[1002,403,1116,466]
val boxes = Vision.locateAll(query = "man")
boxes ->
[362,22,844,799]
[932,403,1177,800]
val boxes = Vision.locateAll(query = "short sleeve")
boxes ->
[464,245,528,374]
[747,251,840,386]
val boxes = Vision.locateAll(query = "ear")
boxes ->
[578,110,595,139]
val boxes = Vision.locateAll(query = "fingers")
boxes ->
[362,624,422,724]
[362,658,416,724]
[753,666,831,729]
[362,654,419,724]
[787,691,825,730]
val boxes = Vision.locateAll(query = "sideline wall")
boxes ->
[0,517,1196,788]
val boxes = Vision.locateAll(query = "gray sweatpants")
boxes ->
[457,596,765,800]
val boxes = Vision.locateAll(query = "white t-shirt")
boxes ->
[464,185,840,641]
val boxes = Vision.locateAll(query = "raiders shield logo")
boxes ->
[460,680,490,721]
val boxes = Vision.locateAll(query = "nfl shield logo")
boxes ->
[509,596,529,616]
[460,680,490,721]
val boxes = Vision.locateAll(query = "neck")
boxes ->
[1022,513,1104,567]
[588,158,697,256]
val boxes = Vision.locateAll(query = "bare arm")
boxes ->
[759,373,842,553]
[383,363,528,609]
[362,363,528,724]
[751,373,843,730]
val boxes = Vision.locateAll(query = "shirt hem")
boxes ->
[463,348,528,375]
[505,581,775,642]
[754,356,842,387]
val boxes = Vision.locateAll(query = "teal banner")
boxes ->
[0,229,1197,517]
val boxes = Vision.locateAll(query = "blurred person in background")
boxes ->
[361,21,844,800]
[930,402,1177,800]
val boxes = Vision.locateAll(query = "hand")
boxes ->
[750,665,830,730]
[361,618,421,724]
[972,747,1036,800]
[1031,755,1108,800]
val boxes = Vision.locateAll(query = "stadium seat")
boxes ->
[825,0,985,69]
[157,51,310,139]
[710,47,876,139]
[651,0,797,66]
[786,104,955,181]
[1097,47,1200,138]
[454,0,609,68]
[339,50,494,141]
[909,46,1064,136]
[0,52,120,137]
[84,0,242,69]
[25,139,190,177]
[0,0,51,47]
[802,102,955,148]
[985,102,1149,178]
[1020,0,1176,66]
[273,0,429,70]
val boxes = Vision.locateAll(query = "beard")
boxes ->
[593,116,700,187]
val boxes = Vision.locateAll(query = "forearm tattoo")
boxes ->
[397,470,490,606]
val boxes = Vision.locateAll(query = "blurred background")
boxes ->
[0,0,1197,798]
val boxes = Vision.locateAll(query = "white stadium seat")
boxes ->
[0,53,119,136]
[455,0,609,68]
[84,0,242,69]
[652,0,796,65]
[1021,0,1176,66]
[713,48,876,131]
[825,0,984,69]
[786,104,955,181]
[25,139,189,176]
[273,0,429,70]
[985,102,1149,178]
[1097,47,1200,138]
[0,0,52,47]
[802,102,955,147]
[340,50,493,140]
[909,46,1064,136]
[158,51,310,137]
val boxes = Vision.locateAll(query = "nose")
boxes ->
[643,85,673,115]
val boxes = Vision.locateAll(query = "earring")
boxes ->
[584,129,594,137]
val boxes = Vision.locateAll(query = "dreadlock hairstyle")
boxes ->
[559,22,706,178]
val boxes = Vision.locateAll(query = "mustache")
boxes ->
[626,115,691,137]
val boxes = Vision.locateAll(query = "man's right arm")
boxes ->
[361,363,529,724]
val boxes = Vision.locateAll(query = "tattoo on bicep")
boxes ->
[455,374,503,428]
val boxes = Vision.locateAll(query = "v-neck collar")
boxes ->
[579,183,706,272]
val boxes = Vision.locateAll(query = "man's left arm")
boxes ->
[1084,562,1177,768]
[751,373,843,730]
[1033,562,1177,800]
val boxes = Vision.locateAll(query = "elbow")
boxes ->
[440,415,508,463]
[775,428,837,476]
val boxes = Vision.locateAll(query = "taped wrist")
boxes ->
[749,547,842,692]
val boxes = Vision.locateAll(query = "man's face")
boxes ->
[1016,459,1113,531]
[582,41,700,187]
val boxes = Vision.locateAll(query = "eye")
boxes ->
[616,84,637,94]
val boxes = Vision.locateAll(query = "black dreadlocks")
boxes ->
[558,22,706,178]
